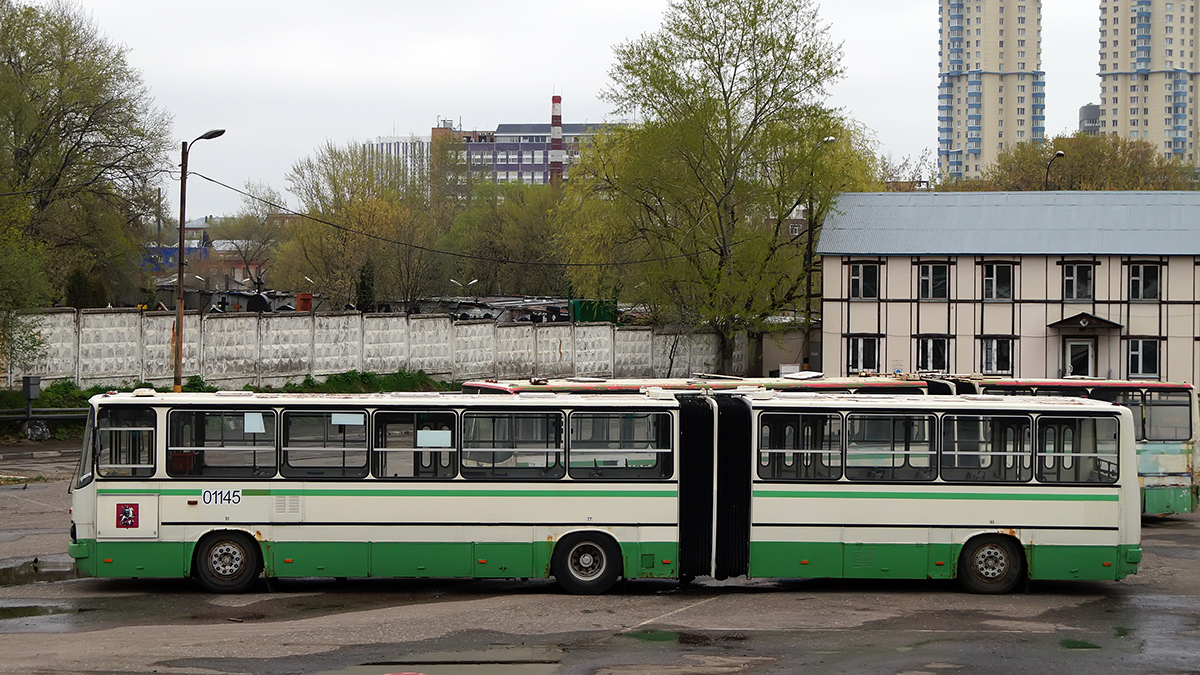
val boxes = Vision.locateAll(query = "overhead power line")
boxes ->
[191,171,716,269]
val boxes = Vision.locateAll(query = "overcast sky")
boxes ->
[79,0,1099,218]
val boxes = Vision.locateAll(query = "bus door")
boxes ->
[93,405,173,575]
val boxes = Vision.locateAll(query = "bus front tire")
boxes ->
[958,535,1023,594]
[552,534,621,595]
[195,532,262,593]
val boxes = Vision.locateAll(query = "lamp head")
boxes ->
[198,129,226,141]
[1054,150,1065,158]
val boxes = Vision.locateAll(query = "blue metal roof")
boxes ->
[816,192,1200,256]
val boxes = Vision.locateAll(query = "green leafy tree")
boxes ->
[207,181,289,292]
[281,141,460,307]
[450,182,567,296]
[0,228,50,371]
[559,0,879,372]
[0,0,171,306]
[940,132,1196,191]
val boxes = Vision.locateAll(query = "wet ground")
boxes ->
[1,441,1198,674]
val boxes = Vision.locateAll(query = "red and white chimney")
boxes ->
[549,95,564,185]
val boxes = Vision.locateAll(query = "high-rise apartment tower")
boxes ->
[938,0,1046,180]
[1097,0,1195,161]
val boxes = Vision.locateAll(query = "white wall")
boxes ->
[6,310,748,387]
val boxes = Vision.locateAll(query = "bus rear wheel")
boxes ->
[195,532,261,593]
[553,534,621,595]
[958,535,1023,594]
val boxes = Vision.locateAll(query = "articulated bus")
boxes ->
[466,375,1198,518]
[68,389,1141,595]
[943,377,1198,517]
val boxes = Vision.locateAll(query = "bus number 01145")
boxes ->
[202,489,242,505]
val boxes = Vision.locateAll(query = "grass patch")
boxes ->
[253,370,457,394]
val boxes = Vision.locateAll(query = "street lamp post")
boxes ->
[801,136,837,370]
[175,128,225,393]
[1044,150,1065,190]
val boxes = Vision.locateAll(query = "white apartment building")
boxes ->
[366,134,432,177]
[1097,0,1196,161]
[818,192,1200,387]
[938,0,1046,180]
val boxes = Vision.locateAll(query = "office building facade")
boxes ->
[938,0,1046,180]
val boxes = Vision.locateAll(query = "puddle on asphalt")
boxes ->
[622,628,745,646]
[314,647,560,675]
[0,604,73,620]
[1059,639,1101,650]
[625,628,678,642]
[0,559,81,586]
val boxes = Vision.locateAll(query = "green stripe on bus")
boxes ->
[255,489,678,498]
[99,488,677,498]
[753,490,1120,502]
[96,489,201,496]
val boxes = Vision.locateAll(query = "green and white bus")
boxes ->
[68,389,1141,594]
[943,377,1198,517]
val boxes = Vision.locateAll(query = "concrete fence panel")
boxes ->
[573,323,614,377]
[78,309,143,386]
[9,309,78,386]
[259,313,313,385]
[141,312,181,385]
[535,324,574,378]
[362,314,409,375]
[495,323,535,378]
[408,315,453,375]
[313,312,363,376]
[687,333,721,376]
[613,327,654,378]
[202,313,261,387]
[452,320,496,380]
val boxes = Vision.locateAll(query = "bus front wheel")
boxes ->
[958,535,1024,594]
[195,532,262,593]
[552,533,621,595]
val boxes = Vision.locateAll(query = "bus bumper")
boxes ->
[1142,486,1198,516]
[1118,544,1142,578]
[67,540,91,560]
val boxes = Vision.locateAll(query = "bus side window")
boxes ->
[1036,416,1119,484]
[281,410,369,479]
[568,411,673,480]
[167,409,277,478]
[1144,390,1192,441]
[462,412,565,479]
[372,411,457,480]
[757,413,841,481]
[941,415,1031,483]
[845,414,934,482]
[96,406,157,478]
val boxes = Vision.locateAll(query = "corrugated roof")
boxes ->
[816,191,1200,256]
[494,123,605,135]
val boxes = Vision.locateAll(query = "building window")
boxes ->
[1063,263,1094,300]
[982,338,1014,375]
[1129,339,1160,378]
[982,263,1013,300]
[1129,263,1160,300]
[919,263,949,300]
[847,337,880,374]
[917,337,950,372]
[849,263,880,300]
